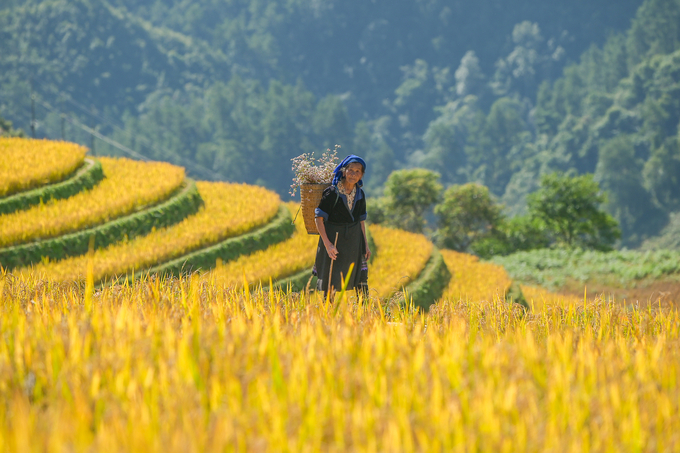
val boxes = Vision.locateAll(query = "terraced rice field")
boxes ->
[206,203,318,288]
[0,138,86,197]
[368,224,432,299]
[521,284,585,311]
[2,138,680,452]
[20,182,280,283]
[0,157,184,247]
[1,274,678,452]
[440,249,512,303]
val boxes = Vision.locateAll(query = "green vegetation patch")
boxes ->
[491,248,680,291]
[505,282,529,310]
[0,159,104,215]
[137,204,295,279]
[0,181,203,270]
[404,248,451,311]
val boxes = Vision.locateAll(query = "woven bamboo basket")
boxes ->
[300,183,330,234]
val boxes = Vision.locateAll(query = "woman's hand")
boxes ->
[325,241,339,260]
[316,216,337,260]
[365,246,371,261]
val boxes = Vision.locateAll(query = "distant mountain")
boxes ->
[6,0,680,248]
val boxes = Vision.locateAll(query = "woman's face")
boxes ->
[344,163,364,186]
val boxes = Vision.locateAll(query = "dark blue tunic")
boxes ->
[313,185,368,293]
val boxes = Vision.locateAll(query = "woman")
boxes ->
[313,154,371,296]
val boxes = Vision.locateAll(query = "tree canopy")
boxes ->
[528,172,621,250]
[435,183,503,252]
[381,169,442,234]
[3,0,680,247]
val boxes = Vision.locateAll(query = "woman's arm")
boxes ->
[315,216,338,260]
[360,220,371,260]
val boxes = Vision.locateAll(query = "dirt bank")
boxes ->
[558,278,680,308]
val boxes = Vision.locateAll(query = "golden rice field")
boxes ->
[0,157,184,247]
[207,216,434,298]
[19,182,280,283]
[0,138,86,197]
[368,224,432,299]
[521,285,584,312]
[440,249,512,303]
[440,249,586,314]
[3,138,679,451]
[0,273,678,452]
[206,203,318,288]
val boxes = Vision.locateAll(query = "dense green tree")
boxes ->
[638,53,680,147]
[354,119,395,194]
[500,152,543,217]
[500,216,551,252]
[544,114,592,174]
[518,1,680,247]
[430,179,551,258]
[109,77,323,192]
[595,135,667,245]
[528,172,620,250]
[472,215,551,258]
[473,97,529,195]
[0,113,24,137]
[382,169,442,233]
[434,183,504,252]
[391,59,455,141]
[418,96,483,185]
[259,80,316,190]
[533,65,588,140]
[534,81,564,135]
[627,0,680,66]
[0,0,228,120]
[643,137,680,211]
[491,22,564,99]
[312,95,352,152]
[365,196,389,225]
[454,51,486,98]
[4,0,680,250]
[602,33,630,91]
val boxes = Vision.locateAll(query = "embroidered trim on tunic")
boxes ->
[337,183,357,211]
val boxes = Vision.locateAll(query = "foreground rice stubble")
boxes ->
[0,273,678,452]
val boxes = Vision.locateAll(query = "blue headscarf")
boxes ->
[332,154,367,187]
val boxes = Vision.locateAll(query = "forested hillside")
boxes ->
[2,0,680,247]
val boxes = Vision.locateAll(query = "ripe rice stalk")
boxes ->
[439,249,512,303]
[0,137,86,197]
[368,224,432,299]
[0,272,678,451]
[20,182,280,282]
[206,202,318,288]
[0,157,184,247]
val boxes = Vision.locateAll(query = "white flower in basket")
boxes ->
[290,145,340,234]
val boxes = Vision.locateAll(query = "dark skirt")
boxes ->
[314,221,367,293]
